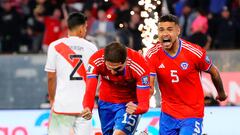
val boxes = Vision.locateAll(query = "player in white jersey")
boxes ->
[45,12,98,135]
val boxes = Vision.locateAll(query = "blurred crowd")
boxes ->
[0,0,240,54]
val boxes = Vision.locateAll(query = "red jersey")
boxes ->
[43,17,61,46]
[145,39,212,118]
[83,48,150,114]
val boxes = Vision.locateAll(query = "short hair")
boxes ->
[159,14,179,25]
[67,12,87,30]
[104,42,127,63]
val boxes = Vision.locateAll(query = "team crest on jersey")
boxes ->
[87,64,94,73]
[180,62,189,70]
[205,56,211,64]
[141,76,149,85]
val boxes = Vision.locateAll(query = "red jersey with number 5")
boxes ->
[145,38,212,118]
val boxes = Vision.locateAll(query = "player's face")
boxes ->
[105,61,126,75]
[158,22,180,50]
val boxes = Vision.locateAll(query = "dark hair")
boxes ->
[67,12,87,30]
[159,14,179,25]
[104,42,127,63]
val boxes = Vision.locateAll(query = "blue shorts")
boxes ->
[159,112,203,135]
[98,100,141,135]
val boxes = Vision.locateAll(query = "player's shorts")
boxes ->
[159,112,203,135]
[98,100,141,135]
[48,111,92,135]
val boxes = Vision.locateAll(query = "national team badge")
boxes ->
[180,62,189,70]
[205,56,211,64]
[87,64,94,73]
[141,76,149,85]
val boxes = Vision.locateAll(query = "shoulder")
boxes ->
[48,38,67,51]
[80,38,98,51]
[89,49,104,66]
[180,38,206,59]
[49,38,66,47]
[127,48,145,61]
[145,43,162,58]
[127,48,149,75]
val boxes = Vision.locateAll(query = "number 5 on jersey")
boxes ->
[170,70,179,83]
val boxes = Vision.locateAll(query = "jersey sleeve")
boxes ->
[197,48,212,72]
[145,50,157,78]
[45,43,56,72]
[83,52,100,111]
[133,55,150,114]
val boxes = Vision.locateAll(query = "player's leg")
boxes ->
[179,118,203,135]
[73,116,93,135]
[159,112,179,135]
[48,112,75,135]
[98,100,116,135]
[113,107,141,135]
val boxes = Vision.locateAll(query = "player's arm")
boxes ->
[82,77,98,119]
[82,58,99,119]
[207,65,227,101]
[126,73,150,115]
[126,87,150,115]
[47,72,56,107]
[149,75,155,97]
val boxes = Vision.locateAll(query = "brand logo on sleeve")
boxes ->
[180,62,189,70]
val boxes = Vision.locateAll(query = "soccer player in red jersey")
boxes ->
[81,42,151,135]
[145,14,227,135]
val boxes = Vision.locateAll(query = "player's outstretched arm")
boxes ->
[208,65,227,101]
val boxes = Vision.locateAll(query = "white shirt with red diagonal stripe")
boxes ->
[45,36,98,113]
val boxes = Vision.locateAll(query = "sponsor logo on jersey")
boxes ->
[87,64,94,73]
[141,76,149,85]
[205,56,211,64]
[158,63,165,68]
[180,62,189,70]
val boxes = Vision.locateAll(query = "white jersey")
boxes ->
[45,36,98,113]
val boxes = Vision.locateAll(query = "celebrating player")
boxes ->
[82,42,151,135]
[145,14,227,135]
[45,12,98,135]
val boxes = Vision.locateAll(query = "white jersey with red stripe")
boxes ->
[45,36,98,113]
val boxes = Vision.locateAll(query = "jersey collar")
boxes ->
[163,39,182,59]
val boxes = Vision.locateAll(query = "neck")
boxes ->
[164,39,180,56]
[68,31,84,38]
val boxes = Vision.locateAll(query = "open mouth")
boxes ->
[163,39,171,43]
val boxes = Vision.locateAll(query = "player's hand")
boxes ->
[216,92,227,101]
[81,108,92,120]
[126,102,138,114]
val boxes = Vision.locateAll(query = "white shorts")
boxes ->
[48,111,93,135]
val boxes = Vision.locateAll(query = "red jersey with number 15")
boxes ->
[83,48,150,112]
[145,38,212,118]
